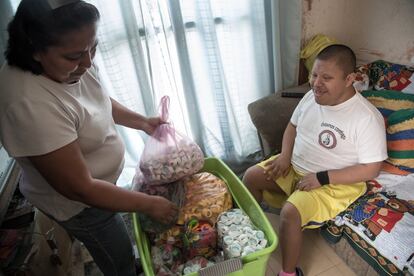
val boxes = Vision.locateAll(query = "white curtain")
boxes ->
[89,0,273,181]
[87,0,301,185]
[2,0,302,186]
[273,0,302,90]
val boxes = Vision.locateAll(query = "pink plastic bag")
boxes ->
[135,96,204,185]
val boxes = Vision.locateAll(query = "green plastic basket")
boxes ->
[132,157,278,276]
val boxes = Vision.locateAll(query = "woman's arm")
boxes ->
[28,140,178,223]
[110,98,161,135]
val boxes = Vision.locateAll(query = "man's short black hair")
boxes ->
[316,44,356,76]
[5,0,100,74]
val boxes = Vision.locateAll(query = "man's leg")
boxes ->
[277,182,366,275]
[280,202,302,274]
[243,164,285,203]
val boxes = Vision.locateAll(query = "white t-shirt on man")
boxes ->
[290,89,387,174]
[0,64,125,221]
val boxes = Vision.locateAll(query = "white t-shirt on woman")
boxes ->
[0,64,125,221]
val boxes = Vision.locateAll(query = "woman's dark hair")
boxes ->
[5,0,100,74]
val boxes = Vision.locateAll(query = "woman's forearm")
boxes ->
[74,178,154,213]
[110,97,146,129]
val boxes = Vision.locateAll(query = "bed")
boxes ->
[322,173,414,275]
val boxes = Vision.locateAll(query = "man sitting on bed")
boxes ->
[243,44,387,276]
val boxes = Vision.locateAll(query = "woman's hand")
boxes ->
[141,116,164,135]
[146,195,179,224]
[263,154,291,181]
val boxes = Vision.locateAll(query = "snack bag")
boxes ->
[135,180,185,233]
[137,96,204,185]
[183,218,217,259]
[177,172,233,225]
[151,243,183,275]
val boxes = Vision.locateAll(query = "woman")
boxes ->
[0,0,178,275]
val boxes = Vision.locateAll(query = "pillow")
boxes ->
[383,108,414,175]
[247,83,309,154]
[361,90,414,118]
[367,60,414,93]
[353,64,370,92]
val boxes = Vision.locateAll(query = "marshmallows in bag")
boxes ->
[134,96,204,185]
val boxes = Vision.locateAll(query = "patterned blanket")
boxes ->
[321,174,414,275]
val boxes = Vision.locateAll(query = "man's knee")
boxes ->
[243,165,260,186]
[280,202,301,225]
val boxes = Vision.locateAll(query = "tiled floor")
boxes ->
[71,212,358,276]
[264,212,356,276]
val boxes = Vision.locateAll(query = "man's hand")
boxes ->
[263,155,291,181]
[141,117,165,135]
[295,173,321,191]
[146,195,179,224]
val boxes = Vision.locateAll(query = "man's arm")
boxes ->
[328,162,382,184]
[297,161,382,191]
[264,122,297,179]
[280,122,297,159]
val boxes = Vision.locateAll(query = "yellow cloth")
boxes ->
[258,155,366,229]
[300,34,337,75]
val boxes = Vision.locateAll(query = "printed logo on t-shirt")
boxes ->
[318,130,337,149]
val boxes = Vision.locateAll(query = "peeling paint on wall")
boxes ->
[301,0,414,66]
[406,46,414,64]
[358,48,385,59]
[304,0,313,11]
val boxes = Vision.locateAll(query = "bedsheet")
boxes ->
[322,172,414,275]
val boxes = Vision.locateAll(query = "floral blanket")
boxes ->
[354,60,414,93]
[322,173,414,275]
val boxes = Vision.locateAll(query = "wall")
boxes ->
[301,0,414,66]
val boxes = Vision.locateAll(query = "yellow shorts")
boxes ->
[258,155,367,229]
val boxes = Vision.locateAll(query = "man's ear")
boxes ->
[345,72,356,87]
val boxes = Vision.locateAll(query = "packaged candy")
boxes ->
[183,218,217,259]
[217,209,268,258]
